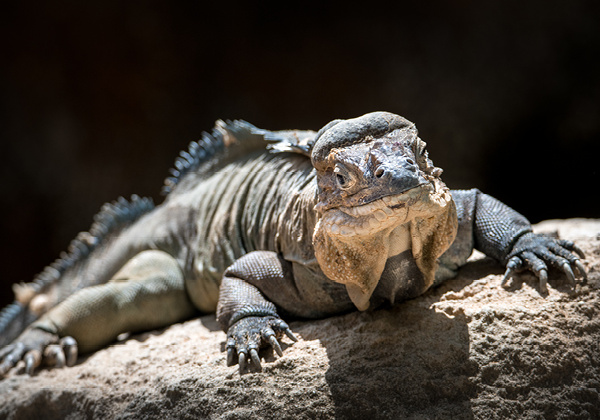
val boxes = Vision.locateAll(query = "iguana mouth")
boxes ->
[320,181,450,238]
[338,191,410,217]
[337,180,432,217]
[321,187,425,237]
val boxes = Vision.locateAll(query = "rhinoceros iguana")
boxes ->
[0,112,586,375]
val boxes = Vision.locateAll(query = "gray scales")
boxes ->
[0,112,587,375]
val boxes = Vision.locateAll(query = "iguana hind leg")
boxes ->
[0,250,196,376]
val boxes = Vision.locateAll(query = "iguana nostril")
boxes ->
[375,167,385,178]
[404,158,417,172]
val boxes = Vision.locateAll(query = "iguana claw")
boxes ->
[267,335,283,357]
[501,256,522,287]
[61,336,79,367]
[574,260,587,279]
[238,351,247,372]
[249,348,261,369]
[502,232,587,293]
[284,327,298,342]
[24,349,42,375]
[226,315,296,374]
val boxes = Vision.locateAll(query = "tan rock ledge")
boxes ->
[1,219,599,420]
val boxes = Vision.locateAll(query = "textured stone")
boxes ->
[1,219,598,419]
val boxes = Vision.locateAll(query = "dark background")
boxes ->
[1,1,598,309]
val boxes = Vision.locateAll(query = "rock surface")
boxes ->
[1,219,599,419]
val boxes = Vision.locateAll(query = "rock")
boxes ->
[1,219,599,419]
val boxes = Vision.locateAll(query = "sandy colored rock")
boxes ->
[1,219,599,419]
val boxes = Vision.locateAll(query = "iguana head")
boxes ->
[311,112,456,310]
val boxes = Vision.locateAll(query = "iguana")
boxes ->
[0,112,587,375]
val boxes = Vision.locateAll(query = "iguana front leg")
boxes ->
[216,251,298,374]
[455,189,587,293]
[0,250,196,377]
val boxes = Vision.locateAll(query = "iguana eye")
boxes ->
[334,166,354,189]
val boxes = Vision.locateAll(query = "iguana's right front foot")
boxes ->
[226,315,297,374]
[0,328,77,377]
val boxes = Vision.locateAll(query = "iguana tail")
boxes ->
[0,195,155,347]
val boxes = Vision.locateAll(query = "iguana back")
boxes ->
[0,119,314,345]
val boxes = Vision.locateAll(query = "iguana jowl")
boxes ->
[0,112,587,375]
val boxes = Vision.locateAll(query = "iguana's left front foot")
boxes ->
[0,328,77,377]
[226,315,297,374]
[502,232,587,293]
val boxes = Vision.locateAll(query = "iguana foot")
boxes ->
[226,316,297,374]
[0,329,78,377]
[501,233,587,294]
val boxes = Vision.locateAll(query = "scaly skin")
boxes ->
[0,112,586,376]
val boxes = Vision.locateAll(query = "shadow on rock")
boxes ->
[299,290,479,418]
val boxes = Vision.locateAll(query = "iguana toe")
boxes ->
[0,343,26,376]
[557,239,586,259]
[44,344,67,369]
[60,336,79,367]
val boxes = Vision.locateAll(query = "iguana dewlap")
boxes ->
[0,112,586,375]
